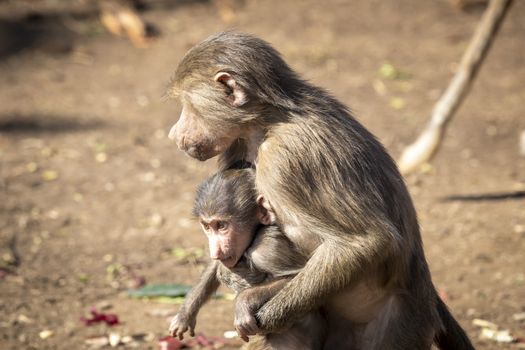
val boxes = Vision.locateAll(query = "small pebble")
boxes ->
[109,333,121,347]
[224,330,238,339]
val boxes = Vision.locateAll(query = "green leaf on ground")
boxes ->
[127,284,192,298]
[378,63,412,80]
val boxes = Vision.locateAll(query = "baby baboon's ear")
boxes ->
[214,72,248,107]
[257,195,275,225]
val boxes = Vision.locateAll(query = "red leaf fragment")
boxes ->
[0,267,13,279]
[196,335,212,346]
[129,275,147,289]
[158,336,184,350]
[81,307,120,326]
[186,334,229,349]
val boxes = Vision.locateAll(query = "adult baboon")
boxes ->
[167,32,473,349]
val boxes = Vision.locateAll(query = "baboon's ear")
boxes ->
[256,195,275,225]
[214,72,248,107]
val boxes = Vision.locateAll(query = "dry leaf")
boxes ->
[472,318,498,329]
[389,97,406,110]
[42,170,59,181]
[480,328,514,343]
[39,330,54,339]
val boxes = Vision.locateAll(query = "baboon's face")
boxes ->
[168,102,242,161]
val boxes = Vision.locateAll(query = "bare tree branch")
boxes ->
[398,0,513,175]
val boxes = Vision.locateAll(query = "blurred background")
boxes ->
[0,0,524,349]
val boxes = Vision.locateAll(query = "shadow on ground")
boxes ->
[0,114,105,134]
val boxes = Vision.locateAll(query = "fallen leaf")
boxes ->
[95,152,108,163]
[106,263,126,279]
[158,336,183,350]
[96,300,113,311]
[150,158,161,168]
[26,162,38,173]
[73,193,84,202]
[78,273,90,283]
[41,147,57,158]
[127,284,191,298]
[395,80,413,92]
[0,267,13,279]
[140,172,155,182]
[2,253,16,264]
[420,163,434,174]
[378,63,411,80]
[513,312,525,322]
[372,79,386,96]
[148,213,164,228]
[146,296,186,304]
[109,332,121,347]
[137,95,150,107]
[223,330,237,339]
[92,141,107,153]
[42,170,59,181]
[81,307,120,326]
[128,275,146,289]
[17,314,34,324]
[389,97,406,110]
[480,328,515,343]
[216,292,235,301]
[171,247,204,264]
[472,318,498,330]
[195,334,212,346]
[85,336,109,348]
[39,330,54,339]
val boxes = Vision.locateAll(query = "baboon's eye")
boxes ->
[217,221,229,231]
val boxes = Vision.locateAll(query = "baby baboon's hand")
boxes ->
[234,290,262,342]
[169,312,196,340]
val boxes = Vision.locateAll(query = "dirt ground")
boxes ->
[0,0,524,349]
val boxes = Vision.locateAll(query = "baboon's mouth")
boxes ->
[220,256,239,268]
[184,145,215,162]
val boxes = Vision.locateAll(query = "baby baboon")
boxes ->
[169,168,325,350]
[167,32,473,349]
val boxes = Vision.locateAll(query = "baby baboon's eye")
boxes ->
[217,221,229,231]
[201,221,210,231]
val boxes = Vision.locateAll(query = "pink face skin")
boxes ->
[200,217,254,269]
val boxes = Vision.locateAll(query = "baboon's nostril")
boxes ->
[178,135,186,150]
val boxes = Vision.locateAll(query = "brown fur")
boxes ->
[168,32,473,350]
[170,169,325,350]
